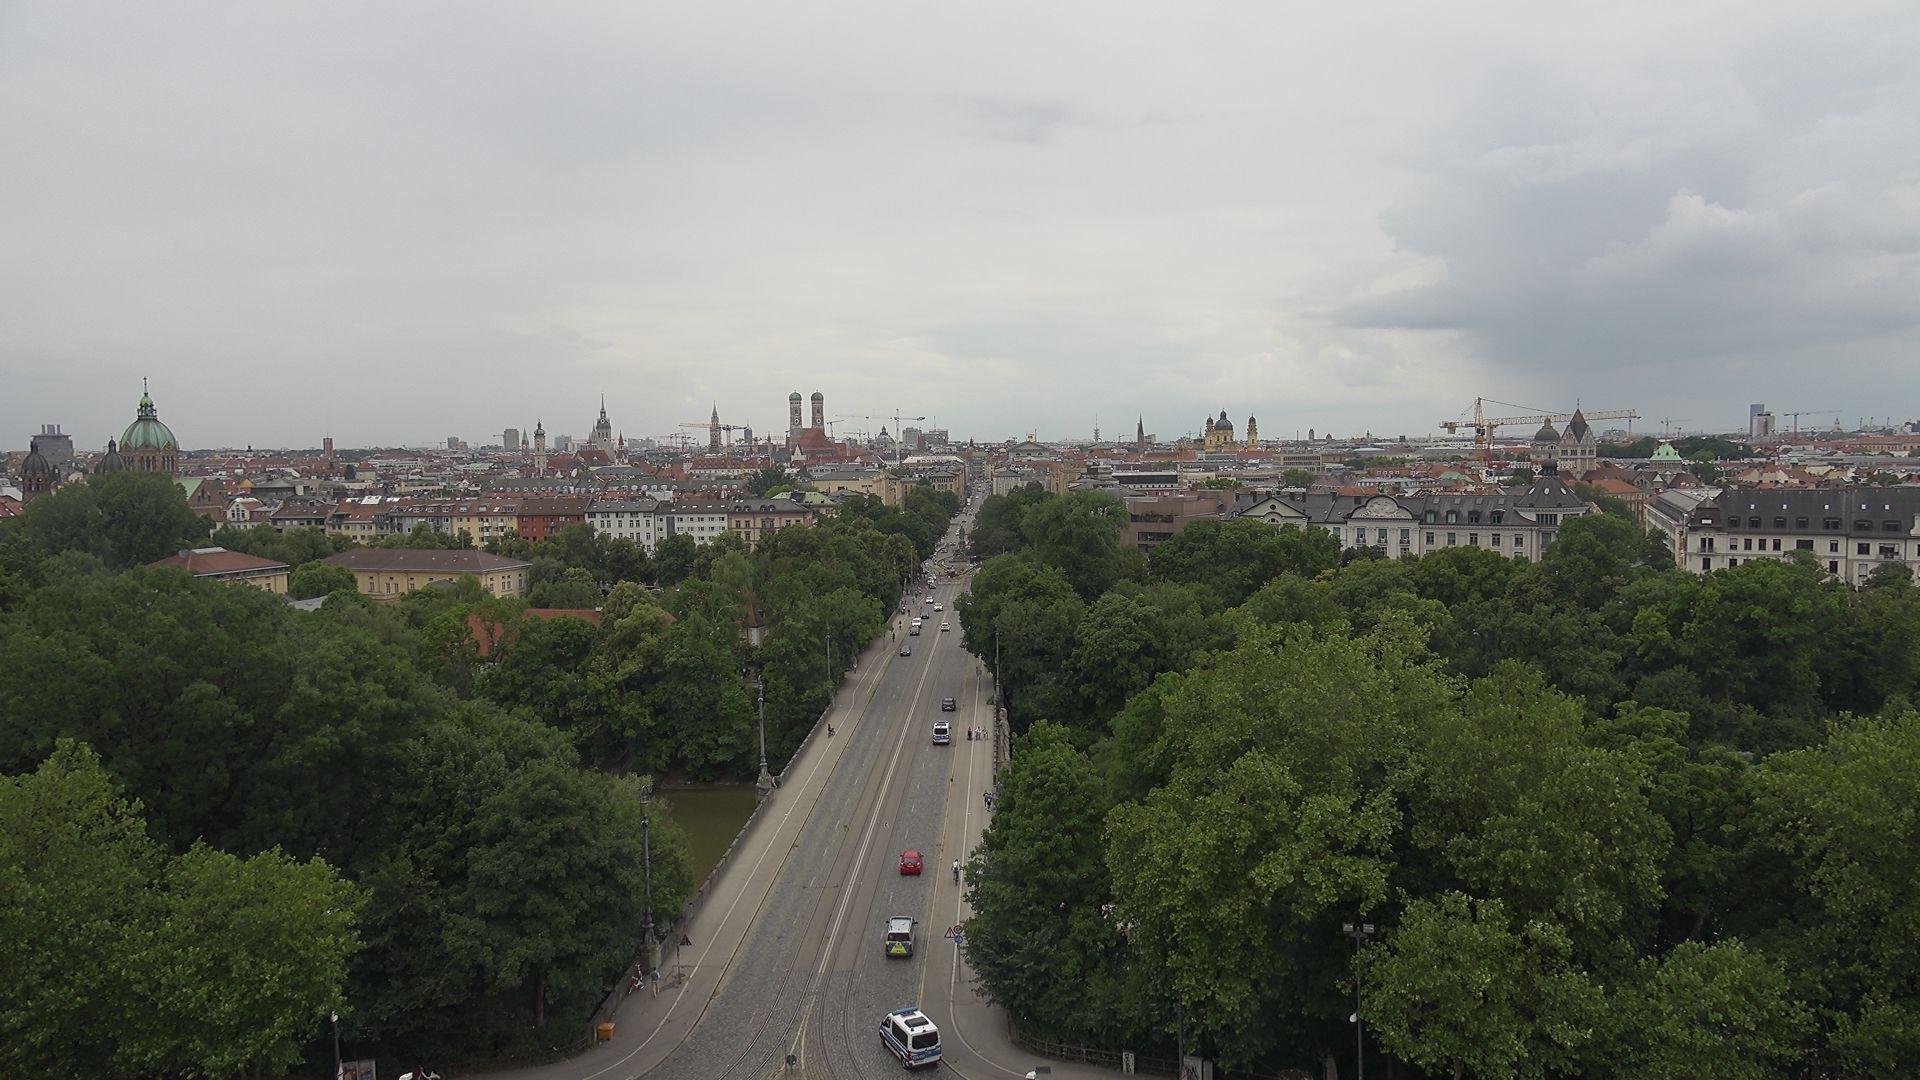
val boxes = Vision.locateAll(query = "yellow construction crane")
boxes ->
[1439,398,1640,463]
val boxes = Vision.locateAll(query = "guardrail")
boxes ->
[1006,1019,1178,1076]
[572,644,861,1052]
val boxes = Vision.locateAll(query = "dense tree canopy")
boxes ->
[0,470,956,1070]
[956,486,1920,1076]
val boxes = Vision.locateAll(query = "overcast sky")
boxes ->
[3,1,1917,450]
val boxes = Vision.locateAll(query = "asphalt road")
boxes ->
[486,506,1129,1080]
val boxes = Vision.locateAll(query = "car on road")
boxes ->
[884,916,915,958]
[899,645,912,656]
[924,595,934,604]
[940,622,950,632]
[933,602,942,611]
[932,721,950,744]
[899,850,923,875]
[941,697,956,711]
[880,1006,941,1068]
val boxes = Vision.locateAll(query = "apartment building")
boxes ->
[727,498,815,549]
[587,498,663,551]
[1646,486,1920,585]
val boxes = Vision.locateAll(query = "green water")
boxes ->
[658,785,760,885]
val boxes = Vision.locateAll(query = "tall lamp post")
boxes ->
[330,1011,341,1080]
[1342,921,1376,1080]
[755,672,771,794]
[641,791,657,989]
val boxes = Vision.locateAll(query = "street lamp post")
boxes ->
[1342,921,1376,1080]
[755,675,771,793]
[330,1011,341,1080]
[642,795,656,991]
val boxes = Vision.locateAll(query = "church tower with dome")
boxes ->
[17,436,59,501]
[117,381,180,474]
[1203,410,1237,452]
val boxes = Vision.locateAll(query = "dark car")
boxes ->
[941,697,956,711]
[899,645,912,657]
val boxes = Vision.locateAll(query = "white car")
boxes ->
[924,596,935,604]
[940,622,951,632]
[933,603,943,612]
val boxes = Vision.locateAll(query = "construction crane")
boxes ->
[837,411,928,466]
[1657,417,1689,437]
[1782,409,1839,435]
[677,420,749,450]
[1438,398,1640,464]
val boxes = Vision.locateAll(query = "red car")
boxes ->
[899,850,923,875]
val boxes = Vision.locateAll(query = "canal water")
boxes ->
[658,785,760,885]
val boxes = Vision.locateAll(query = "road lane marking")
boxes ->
[577,633,905,1079]
[789,610,945,1070]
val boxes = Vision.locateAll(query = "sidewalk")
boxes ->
[920,661,1127,1080]
[483,631,900,1080]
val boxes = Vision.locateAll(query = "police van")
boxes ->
[879,1006,941,1068]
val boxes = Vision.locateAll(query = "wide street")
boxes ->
[489,507,1122,1080]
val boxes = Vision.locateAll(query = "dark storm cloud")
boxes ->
[1339,7,1920,420]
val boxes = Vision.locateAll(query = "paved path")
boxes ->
[484,513,1126,1080]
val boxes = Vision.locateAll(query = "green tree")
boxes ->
[1281,468,1317,488]
[1102,626,1442,1066]
[1753,712,1920,1074]
[652,533,698,586]
[1404,666,1668,952]
[969,485,1049,558]
[1149,519,1340,606]
[0,741,360,1079]
[9,471,211,569]
[743,465,790,496]
[290,560,357,599]
[1358,893,1602,1079]
[964,723,1144,1045]
[1597,940,1809,1079]
[1018,490,1139,598]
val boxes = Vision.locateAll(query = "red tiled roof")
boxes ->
[149,547,289,576]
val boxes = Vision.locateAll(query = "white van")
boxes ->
[879,1006,941,1068]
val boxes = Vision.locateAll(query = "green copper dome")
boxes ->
[1651,441,1683,462]
[119,389,178,452]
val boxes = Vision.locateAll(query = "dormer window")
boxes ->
[1490,510,1504,524]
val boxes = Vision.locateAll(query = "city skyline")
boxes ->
[4,3,1919,447]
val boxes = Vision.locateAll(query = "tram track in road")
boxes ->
[610,622,934,1080]
[787,594,948,1077]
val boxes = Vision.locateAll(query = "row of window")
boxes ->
[1727,515,1907,532]
[1358,529,1535,550]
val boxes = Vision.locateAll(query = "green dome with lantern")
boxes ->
[120,387,178,452]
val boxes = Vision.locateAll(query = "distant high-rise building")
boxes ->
[447,436,461,450]
[503,428,521,452]
[924,429,949,447]
[1749,404,1775,438]
[34,425,73,467]
[901,426,924,451]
